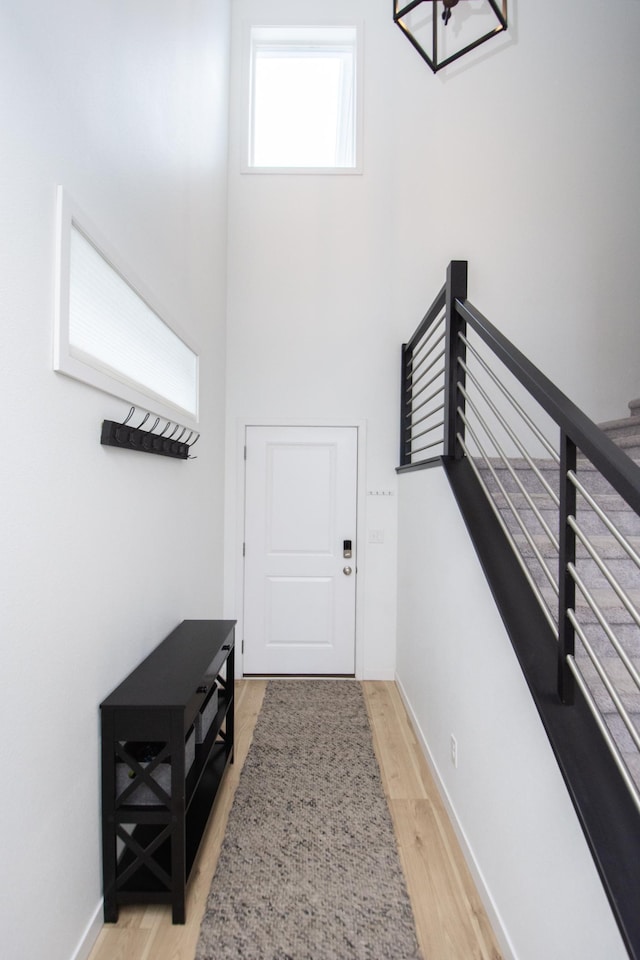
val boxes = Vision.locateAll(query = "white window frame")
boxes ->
[242,22,363,175]
[54,187,200,424]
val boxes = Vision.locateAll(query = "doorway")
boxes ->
[243,425,358,674]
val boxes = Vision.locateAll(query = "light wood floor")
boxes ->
[88,680,503,960]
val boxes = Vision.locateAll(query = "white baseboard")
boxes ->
[361,669,395,681]
[69,901,102,960]
[394,673,517,960]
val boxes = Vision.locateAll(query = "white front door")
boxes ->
[243,425,358,675]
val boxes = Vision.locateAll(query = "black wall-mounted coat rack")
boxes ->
[100,407,199,460]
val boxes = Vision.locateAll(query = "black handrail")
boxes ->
[400,262,640,514]
[397,260,640,959]
[404,283,445,353]
[456,298,640,515]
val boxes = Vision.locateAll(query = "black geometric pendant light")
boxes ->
[393,0,508,74]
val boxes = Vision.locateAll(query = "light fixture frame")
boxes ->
[393,0,508,73]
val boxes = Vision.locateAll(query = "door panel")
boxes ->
[267,442,335,554]
[243,426,357,674]
[266,577,333,647]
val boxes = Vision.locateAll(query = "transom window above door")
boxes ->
[245,24,362,174]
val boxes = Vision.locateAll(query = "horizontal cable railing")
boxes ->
[398,259,640,814]
[400,284,447,468]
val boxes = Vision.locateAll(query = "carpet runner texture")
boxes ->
[195,680,422,960]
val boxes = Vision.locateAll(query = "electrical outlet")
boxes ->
[450,734,458,768]
[368,528,384,544]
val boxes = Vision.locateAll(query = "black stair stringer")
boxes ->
[443,454,640,960]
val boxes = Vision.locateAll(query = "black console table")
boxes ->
[100,619,235,924]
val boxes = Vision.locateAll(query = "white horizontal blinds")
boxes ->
[250,26,357,168]
[69,225,198,417]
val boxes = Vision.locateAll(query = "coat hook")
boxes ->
[101,412,193,460]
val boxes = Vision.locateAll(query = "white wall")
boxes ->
[396,468,628,960]
[0,3,230,959]
[388,0,640,422]
[3,0,633,954]
[224,0,640,952]
[224,0,401,680]
[224,0,640,685]
[390,11,640,947]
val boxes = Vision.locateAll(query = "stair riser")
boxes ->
[476,465,558,497]
[575,510,640,538]
[576,660,640,686]
[515,538,640,563]
[604,713,640,751]
[574,622,640,660]
[533,603,640,660]
[603,413,640,428]
[578,700,640,768]
[514,533,640,569]
[496,501,640,538]
[519,554,639,593]
[479,464,636,504]
[598,437,640,458]
[599,416,640,438]
[618,437,640,463]
[536,575,640,614]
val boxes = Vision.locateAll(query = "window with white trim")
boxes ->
[247,25,361,172]
[54,189,199,422]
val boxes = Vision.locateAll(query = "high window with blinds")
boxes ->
[54,189,199,422]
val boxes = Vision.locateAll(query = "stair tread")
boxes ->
[598,414,640,432]
[608,434,640,451]
[487,485,636,505]
[511,532,640,547]
[536,591,640,621]
[475,455,640,473]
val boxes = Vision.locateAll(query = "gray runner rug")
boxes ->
[195,679,423,960]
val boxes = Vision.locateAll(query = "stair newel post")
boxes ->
[400,342,411,467]
[558,430,577,704]
[444,260,468,460]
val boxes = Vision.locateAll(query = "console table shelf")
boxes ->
[100,619,235,924]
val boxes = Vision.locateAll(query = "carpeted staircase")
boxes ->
[475,398,640,792]
[600,397,640,458]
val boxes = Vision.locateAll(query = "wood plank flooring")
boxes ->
[88,680,502,960]
[363,682,503,960]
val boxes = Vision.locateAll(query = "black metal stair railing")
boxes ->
[400,284,447,467]
[398,261,640,959]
